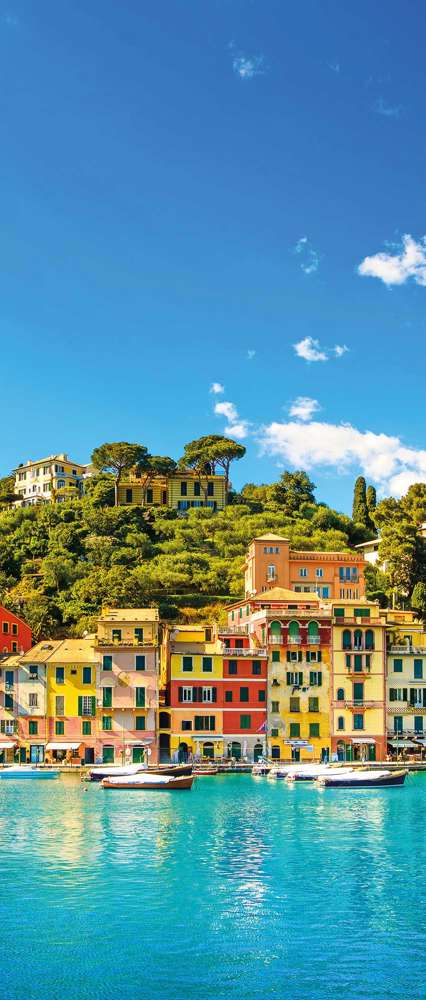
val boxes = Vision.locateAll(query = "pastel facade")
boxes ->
[331,601,386,762]
[244,534,365,600]
[118,471,226,512]
[13,453,87,507]
[384,610,426,747]
[95,608,160,764]
[165,625,224,761]
[219,632,268,761]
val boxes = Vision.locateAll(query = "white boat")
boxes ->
[89,763,147,782]
[0,766,60,780]
[286,764,353,782]
[317,769,407,788]
[102,772,194,790]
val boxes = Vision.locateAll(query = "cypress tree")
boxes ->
[366,484,377,516]
[352,476,369,525]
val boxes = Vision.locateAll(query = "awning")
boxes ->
[123,739,154,746]
[45,742,82,751]
[351,738,376,744]
[413,738,426,746]
[388,739,419,749]
[0,741,16,750]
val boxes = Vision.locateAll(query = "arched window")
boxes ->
[270,621,281,645]
[288,621,300,645]
[228,741,241,760]
[336,688,345,701]
[365,629,374,650]
[308,620,319,644]
[337,716,345,731]
[354,629,363,650]
[342,629,352,650]
[253,743,263,762]
[202,742,214,759]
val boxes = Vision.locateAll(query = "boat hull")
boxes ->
[102,775,194,790]
[320,770,407,788]
[0,769,59,780]
[89,763,193,782]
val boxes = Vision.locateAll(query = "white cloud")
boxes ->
[334,344,349,357]
[373,97,402,118]
[257,418,426,497]
[214,400,250,440]
[293,236,320,274]
[289,397,320,421]
[210,382,224,395]
[358,234,426,287]
[247,349,256,360]
[233,53,265,80]
[293,337,328,362]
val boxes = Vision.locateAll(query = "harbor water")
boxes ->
[0,772,424,1000]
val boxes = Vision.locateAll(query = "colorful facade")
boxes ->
[219,631,267,761]
[13,453,87,507]
[0,605,32,655]
[244,534,365,600]
[330,600,386,762]
[384,610,426,749]
[165,625,224,761]
[118,471,226,511]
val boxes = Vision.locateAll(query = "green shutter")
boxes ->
[78,696,83,717]
[318,671,322,686]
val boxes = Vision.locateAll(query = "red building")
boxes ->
[0,606,32,655]
[220,631,268,761]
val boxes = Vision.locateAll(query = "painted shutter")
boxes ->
[178,687,183,703]
[286,672,292,684]
[389,689,395,702]
[318,651,322,663]
[306,651,311,663]
[298,672,303,685]
[78,696,83,717]
[403,688,408,702]
[286,652,291,663]
[212,687,217,703]
[318,671,322,686]
[410,689,416,706]
[298,651,302,662]
[91,696,96,716]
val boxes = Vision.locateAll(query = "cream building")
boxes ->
[13,453,87,506]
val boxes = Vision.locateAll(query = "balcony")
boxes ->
[387,705,426,715]
[222,647,267,657]
[307,636,320,645]
[342,700,381,709]
[388,645,426,655]
[220,627,249,636]
[288,637,301,645]
[97,638,155,648]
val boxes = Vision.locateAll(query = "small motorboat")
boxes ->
[89,762,192,782]
[252,761,271,776]
[0,767,60,780]
[317,769,407,788]
[101,772,194,790]
[193,766,218,776]
[285,764,352,782]
[267,765,295,780]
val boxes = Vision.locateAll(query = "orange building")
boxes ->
[244,534,365,601]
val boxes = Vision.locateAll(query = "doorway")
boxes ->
[132,746,145,764]
[178,742,189,763]
[84,747,95,765]
[30,745,44,764]
[253,743,263,762]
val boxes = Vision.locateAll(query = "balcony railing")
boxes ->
[307,636,320,644]
[288,636,301,645]
[97,638,155,648]
[387,705,426,714]
[222,647,268,657]
[219,627,249,636]
[388,645,426,655]
[343,700,382,709]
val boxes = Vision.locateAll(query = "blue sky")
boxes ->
[2,0,426,512]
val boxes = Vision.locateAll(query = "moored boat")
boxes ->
[101,772,194,790]
[89,763,192,782]
[0,767,60,780]
[317,769,407,788]
[193,766,218,776]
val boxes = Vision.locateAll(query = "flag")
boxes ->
[257,721,266,733]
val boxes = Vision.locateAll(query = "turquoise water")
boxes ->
[0,773,425,1000]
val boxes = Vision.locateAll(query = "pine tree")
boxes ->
[352,476,369,526]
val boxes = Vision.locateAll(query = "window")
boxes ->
[414,659,423,680]
[334,608,345,618]
[29,665,38,680]
[353,682,364,705]
[389,688,408,702]
[112,629,121,642]
[134,628,144,643]
[12,642,17,653]
[207,482,214,496]
[181,720,192,731]
[135,655,146,671]
[315,568,323,578]
[103,655,112,671]
[342,630,351,650]
[271,700,280,713]
[353,654,363,672]
[415,716,423,734]
[290,723,300,738]
[309,723,320,737]
[336,687,345,701]
[353,714,364,730]
[11,624,17,636]
[225,691,233,703]
[180,481,188,496]
[355,607,370,618]
[289,697,300,712]
[393,716,403,734]
[126,488,133,503]
[135,716,146,731]
[29,693,38,709]
[322,587,330,598]
[299,568,308,578]
[393,659,403,673]
[240,687,249,703]
[287,671,303,685]
[337,716,345,731]
[272,650,280,663]
[82,721,91,735]
[102,688,112,708]
[136,687,145,708]
[56,667,64,685]
[252,660,261,675]
[182,656,193,672]
[29,720,38,735]
[205,628,212,642]
[146,488,153,503]
[309,697,319,712]
[102,716,112,731]
[193,481,201,497]
[55,721,65,735]
[83,667,92,685]
[202,688,216,703]
[103,746,114,763]
[309,671,322,686]
[2,622,8,634]
[194,716,215,731]
[258,690,266,702]
[55,695,64,716]
[267,565,276,581]
[365,629,374,650]
[288,621,300,644]
[5,671,14,690]
[179,686,193,703]
[228,660,237,675]
[240,715,251,729]
[202,657,213,673]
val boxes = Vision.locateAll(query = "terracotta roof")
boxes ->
[98,607,159,623]
[253,534,289,542]
[251,587,320,602]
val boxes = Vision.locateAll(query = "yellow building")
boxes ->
[118,471,226,512]
[383,609,426,751]
[331,600,386,762]
[13,453,87,507]
[164,624,224,761]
